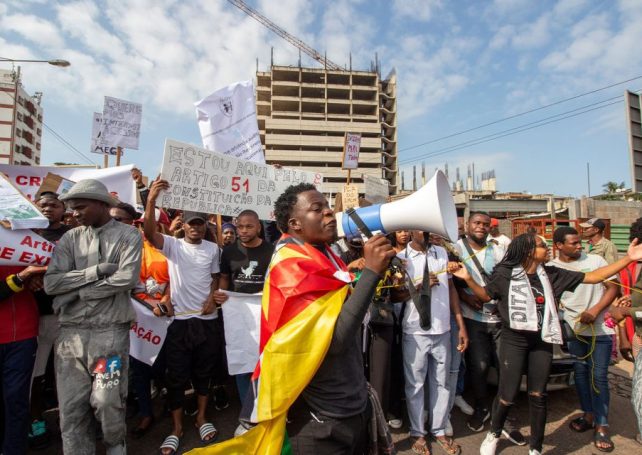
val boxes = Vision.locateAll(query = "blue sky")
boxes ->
[1,0,641,197]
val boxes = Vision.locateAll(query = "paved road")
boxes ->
[33,364,640,454]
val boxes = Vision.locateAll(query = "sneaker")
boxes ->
[502,428,526,446]
[212,385,230,411]
[234,423,249,437]
[388,418,403,429]
[445,418,453,437]
[28,420,51,450]
[528,450,541,455]
[480,431,500,455]
[467,408,490,432]
[454,395,474,415]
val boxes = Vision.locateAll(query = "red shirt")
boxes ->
[0,266,39,344]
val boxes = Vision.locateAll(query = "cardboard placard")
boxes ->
[35,173,76,201]
[341,184,359,210]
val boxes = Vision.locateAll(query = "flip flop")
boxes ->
[412,437,431,455]
[196,422,218,444]
[159,434,180,455]
[433,436,461,455]
[594,431,614,453]
[569,416,594,433]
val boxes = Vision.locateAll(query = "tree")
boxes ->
[602,181,625,194]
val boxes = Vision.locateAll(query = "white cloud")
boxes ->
[392,0,443,22]
[0,13,65,49]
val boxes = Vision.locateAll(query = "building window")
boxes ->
[36,142,41,151]
[16,112,22,121]
[15,128,21,137]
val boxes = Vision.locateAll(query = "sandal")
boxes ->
[196,422,218,444]
[434,436,461,455]
[159,434,180,455]
[569,416,594,433]
[412,436,431,455]
[594,431,614,453]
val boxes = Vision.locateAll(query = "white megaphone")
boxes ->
[336,170,458,241]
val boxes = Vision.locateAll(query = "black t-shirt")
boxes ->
[485,264,584,330]
[32,224,71,315]
[220,240,274,293]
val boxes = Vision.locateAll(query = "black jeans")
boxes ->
[286,398,370,455]
[367,323,394,417]
[464,319,501,411]
[490,328,552,452]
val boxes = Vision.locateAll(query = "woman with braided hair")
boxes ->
[452,233,642,455]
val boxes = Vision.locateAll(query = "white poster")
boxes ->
[342,132,361,170]
[221,291,262,375]
[364,174,390,204]
[159,139,323,220]
[195,80,265,163]
[0,174,48,230]
[129,299,172,366]
[90,112,119,155]
[102,96,142,150]
[0,228,54,266]
[0,164,137,206]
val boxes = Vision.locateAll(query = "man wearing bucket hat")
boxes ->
[44,179,142,455]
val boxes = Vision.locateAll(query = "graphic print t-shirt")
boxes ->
[220,240,274,294]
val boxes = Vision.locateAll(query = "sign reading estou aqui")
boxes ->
[159,139,323,220]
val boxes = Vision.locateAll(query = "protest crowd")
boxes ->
[2,165,642,455]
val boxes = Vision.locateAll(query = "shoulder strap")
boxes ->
[462,237,491,281]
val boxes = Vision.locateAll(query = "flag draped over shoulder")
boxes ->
[188,234,352,455]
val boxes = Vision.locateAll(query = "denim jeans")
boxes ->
[567,335,612,427]
[447,316,461,415]
[464,318,501,411]
[0,338,37,455]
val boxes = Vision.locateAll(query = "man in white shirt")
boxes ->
[145,180,221,455]
[489,218,511,250]
[392,231,467,455]
[550,226,618,452]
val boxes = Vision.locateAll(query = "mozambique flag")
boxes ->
[188,234,352,455]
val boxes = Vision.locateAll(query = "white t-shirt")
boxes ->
[455,238,505,324]
[398,244,451,336]
[161,235,221,320]
[490,234,511,251]
[549,253,615,336]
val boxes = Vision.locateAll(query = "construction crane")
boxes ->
[227,0,343,71]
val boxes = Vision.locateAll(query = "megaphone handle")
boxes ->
[346,208,373,239]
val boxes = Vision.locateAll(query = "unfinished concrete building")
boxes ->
[255,65,398,197]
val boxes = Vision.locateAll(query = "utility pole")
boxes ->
[586,162,591,197]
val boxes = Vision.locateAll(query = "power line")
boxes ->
[399,74,642,153]
[398,99,624,166]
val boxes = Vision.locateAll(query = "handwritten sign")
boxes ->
[364,174,389,204]
[90,112,119,155]
[341,184,359,210]
[342,132,361,170]
[102,96,142,150]
[195,80,265,163]
[0,229,54,266]
[159,139,323,220]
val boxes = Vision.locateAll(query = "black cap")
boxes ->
[580,218,606,231]
[183,211,208,224]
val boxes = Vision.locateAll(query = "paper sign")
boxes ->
[129,298,172,366]
[341,184,359,210]
[159,139,323,220]
[35,173,76,201]
[102,96,142,150]
[90,112,119,155]
[195,80,265,163]
[342,133,361,170]
[221,291,262,375]
[0,228,54,266]
[0,174,48,230]
[364,175,389,204]
[0,164,137,206]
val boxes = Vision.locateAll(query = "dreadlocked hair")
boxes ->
[629,217,642,242]
[273,183,317,233]
[495,233,538,278]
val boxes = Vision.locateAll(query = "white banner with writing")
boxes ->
[0,229,54,266]
[0,174,48,230]
[221,291,261,375]
[195,81,265,163]
[102,96,143,150]
[159,139,323,220]
[129,299,172,366]
[364,174,389,204]
[0,164,136,206]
